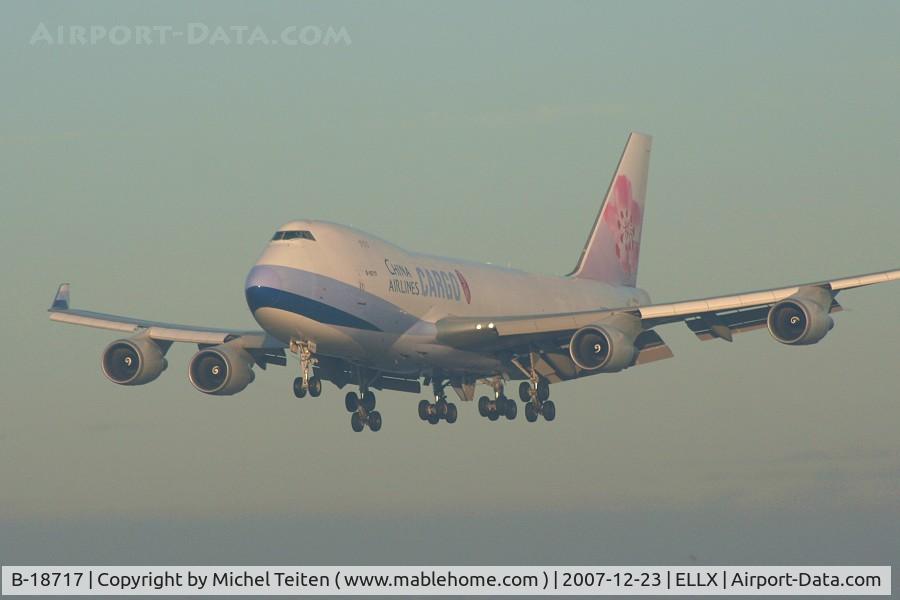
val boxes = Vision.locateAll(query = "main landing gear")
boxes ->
[291,340,322,398]
[518,377,554,422]
[477,379,517,421]
[418,380,458,425]
[344,388,382,432]
[514,352,555,423]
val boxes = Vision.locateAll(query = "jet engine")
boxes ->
[568,324,637,372]
[767,294,834,345]
[101,337,168,385]
[188,344,255,395]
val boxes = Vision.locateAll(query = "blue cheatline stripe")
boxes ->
[245,286,382,332]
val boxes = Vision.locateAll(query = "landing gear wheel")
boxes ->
[525,402,538,422]
[536,379,550,403]
[518,381,531,403]
[504,398,517,420]
[345,392,359,412]
[368,411,382,432]
[418,399,430,420]
[542,400,556,421]
[350,412,364,432]
[361,390,376,411]
[445,403,458,424]
[307,376,322,397]
[488,409,500,421]
[478,396,490,417]
[427,412,440,425]
[293,377,307,398]
[436,398,449,417]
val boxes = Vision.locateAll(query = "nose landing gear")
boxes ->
[291,340,322,398]
[293,375,322,398]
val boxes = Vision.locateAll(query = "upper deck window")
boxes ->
[272,230,316,241]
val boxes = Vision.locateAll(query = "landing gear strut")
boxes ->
[514,352,555,422]
[418,379,458,425]
[291,340,321,398]
[478,378,516,421]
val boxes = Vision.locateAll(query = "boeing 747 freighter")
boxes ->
[49,133,899,431]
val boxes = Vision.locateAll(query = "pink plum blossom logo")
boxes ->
[602,175,642,274]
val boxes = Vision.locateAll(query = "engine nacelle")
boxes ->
[101,337,168,385]
[767,295,834,345]
[568,325,637,372]
[188,344,255,395]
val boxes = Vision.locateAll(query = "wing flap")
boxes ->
[532,353,568,382]
[633,330,674,364]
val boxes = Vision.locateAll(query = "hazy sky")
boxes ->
[1,1,898,569]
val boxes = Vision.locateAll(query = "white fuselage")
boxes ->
[244,220,650,376]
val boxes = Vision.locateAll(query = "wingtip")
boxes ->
[50,283,70,311]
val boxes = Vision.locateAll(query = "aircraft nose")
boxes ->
[245,265,283,313]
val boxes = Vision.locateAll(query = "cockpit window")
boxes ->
[272,230,316,241]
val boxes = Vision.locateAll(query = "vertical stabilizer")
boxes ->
[569,132,651,287]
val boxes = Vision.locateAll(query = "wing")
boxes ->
[436,268,900,380]
[636,268,899,339]
[48,283,286,364]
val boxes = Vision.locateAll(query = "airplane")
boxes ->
[49,133,899,432]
